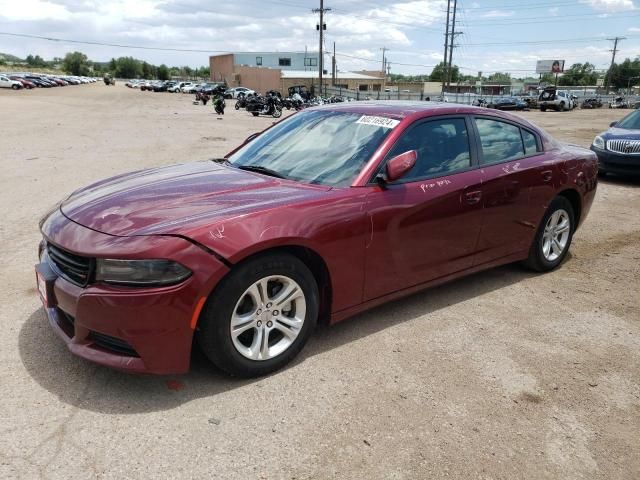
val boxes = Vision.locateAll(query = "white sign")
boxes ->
[356,115,400,129]
[536,59,565,74]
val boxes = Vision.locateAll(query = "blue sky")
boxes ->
[1,0,638,77]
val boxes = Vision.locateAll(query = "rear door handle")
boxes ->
[464,190,482,205]
[541,170,553,182]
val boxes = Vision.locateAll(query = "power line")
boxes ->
[0,31,230,53]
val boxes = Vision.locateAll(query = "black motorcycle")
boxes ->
[213,95,226,115]
[246,93,283,118]
[234,92,253,110]
[581,97,602,109]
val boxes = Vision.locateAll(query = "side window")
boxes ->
[387,118,472,182]
[475,118,524,165]
[522,129,539,155]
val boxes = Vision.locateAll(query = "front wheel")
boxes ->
[251,111,259,116]
[12,84,20,90]
[524,196,575,272]
[196,253,319,377]
[272,107,282,118]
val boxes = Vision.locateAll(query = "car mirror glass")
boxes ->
[609,121,617,127]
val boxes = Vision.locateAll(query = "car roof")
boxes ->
[308,101,493,120]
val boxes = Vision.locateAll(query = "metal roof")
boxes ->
[281,70,383,80]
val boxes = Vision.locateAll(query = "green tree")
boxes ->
[487,72,511,83]
[109,58,117,72]
[26,54,47,67]
[115,56,142,78]
[429,62,459,83]
[558,62,598,86]
[157,64,169,80]
[62,51,91,76]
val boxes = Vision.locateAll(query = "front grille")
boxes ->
[607,139,640,155]
[47,243,93,286]
[88,331,140,357]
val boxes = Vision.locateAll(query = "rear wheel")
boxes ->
[252,112,259,116]
[196,252,319,377]
[540,106,546,112]
[524,196,575,272]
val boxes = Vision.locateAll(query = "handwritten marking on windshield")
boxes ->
[421,179,452,192]
[209,225,225,240]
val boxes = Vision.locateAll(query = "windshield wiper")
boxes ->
[237,165,287,179]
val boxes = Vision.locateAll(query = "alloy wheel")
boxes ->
[542,209,571,262]
[230,275,306,361]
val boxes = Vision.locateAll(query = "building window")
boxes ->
[372,84,381,91]
[279,58,291,67]
[359,84,369,91]
[304,58,318,67]
[256,56,262,66]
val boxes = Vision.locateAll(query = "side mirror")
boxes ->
[609,121,617,128]
[379,150,417,185]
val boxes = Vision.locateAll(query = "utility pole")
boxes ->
[313,0,331,95]
[446,0,461,91]
[441,0,451,95]
[605,36,625,93]
[332,41,336,86]
[380,47,388,76]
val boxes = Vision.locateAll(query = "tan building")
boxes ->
[210,53,384,95]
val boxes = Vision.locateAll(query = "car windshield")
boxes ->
[228,110,395,187]
[615,110,640,130]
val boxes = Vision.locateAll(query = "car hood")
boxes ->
[60,161,330,237]
[602,127,640,139]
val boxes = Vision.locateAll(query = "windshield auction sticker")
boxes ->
[356,115,400,129]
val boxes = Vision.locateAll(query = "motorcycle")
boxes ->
[234,92,254,110]
[213,95,226,115]
[195,91,210,105]
[581,97,602,109]
[246,93,283,118]
[472,98,488,107]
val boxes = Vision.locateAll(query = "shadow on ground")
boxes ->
[19,262,537,415]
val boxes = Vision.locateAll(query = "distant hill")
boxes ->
[0,52,24,63]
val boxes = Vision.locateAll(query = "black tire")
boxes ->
[196,252,319,377]
[540,106,546,112]
[251,112,259,116]
[559,102,565,112]
[524,196,575,272]
[272,108,282,118]
[12,84,20,90]
[234,102,240,110]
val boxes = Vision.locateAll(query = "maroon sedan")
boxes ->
[36,102,597,377]
[10,76,35,89]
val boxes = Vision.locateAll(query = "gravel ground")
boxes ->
[0,84,638,480]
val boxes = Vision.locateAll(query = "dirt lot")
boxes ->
[1,84,638,480]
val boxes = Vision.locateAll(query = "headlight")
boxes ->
[592,135,605,150]
[95,259,191,287]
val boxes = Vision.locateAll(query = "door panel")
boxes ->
[364,170,484,301]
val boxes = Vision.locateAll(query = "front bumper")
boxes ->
[39,208,229,374]
[591,146,640,175]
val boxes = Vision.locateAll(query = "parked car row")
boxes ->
[0,73,98,90]
[126,79,231,95]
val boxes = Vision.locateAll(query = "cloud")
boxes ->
[579,0,636,11]
[628,26,640,31]
[481,10,515,18]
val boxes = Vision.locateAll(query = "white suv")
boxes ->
[539,88,574,112]
[0,75,23,90]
